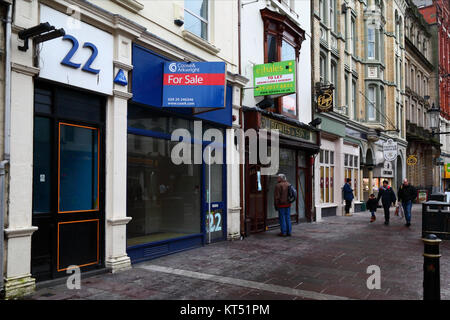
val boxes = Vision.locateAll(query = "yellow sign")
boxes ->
[445,164,450,179]
[407,155,417,166]
[317,89,333,112]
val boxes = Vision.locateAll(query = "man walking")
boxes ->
[274,174,292,237]
[377,180,397,225]
[343,178,354,216]
[398,178,417,227]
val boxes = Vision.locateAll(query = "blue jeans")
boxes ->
[278,207,292,235]
[402,200,412,223]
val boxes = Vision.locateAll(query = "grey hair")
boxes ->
[278,173,287,181]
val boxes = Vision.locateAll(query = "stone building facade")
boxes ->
[405,0,440,193]
[312,0,407,219]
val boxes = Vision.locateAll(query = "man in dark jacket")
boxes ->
[343,178,354,216]
[377,180,397,225]
[274,174,292,237]
[398,178,417,227]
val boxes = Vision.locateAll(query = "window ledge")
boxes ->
[181,30,220,55]
[111,0,144,13]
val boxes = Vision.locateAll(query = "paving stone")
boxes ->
[25,204,450,300]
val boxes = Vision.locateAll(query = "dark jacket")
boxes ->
[398,184,417,203]
[343,183,354,201]
[275,181,290,208]
[366,198,378,212]
[377,186,397,206]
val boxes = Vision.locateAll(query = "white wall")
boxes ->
[240,0,312,125]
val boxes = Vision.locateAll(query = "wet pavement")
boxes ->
[24,204,450,300]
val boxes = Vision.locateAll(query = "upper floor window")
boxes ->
[367,27,376,59]
[367,86,376,121]
[351,18,357,55]
[329,0,336,32]
[423,39,427,58]
[184,0,209,40]
[320,53,327,83]
[261,8,305,118]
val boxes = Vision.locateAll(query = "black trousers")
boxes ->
[383,204,391,222]
[345,200,352,214]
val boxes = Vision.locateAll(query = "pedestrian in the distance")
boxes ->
[377,180,397,225]
[366,193,378,223]
[343,178,354,216]
[397,178,417,227]
[274,173,292,237]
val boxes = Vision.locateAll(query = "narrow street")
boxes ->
[26,205,450,300]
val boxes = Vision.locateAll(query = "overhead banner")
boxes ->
[253,60,296,97]
[162,61,226,108]
[383,139,398,162]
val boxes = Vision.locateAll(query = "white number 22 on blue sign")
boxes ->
[61,35,100,74]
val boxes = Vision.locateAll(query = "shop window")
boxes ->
[319,149,334,203]
[59,123,99,213]
[127,135,202,246]
[261,8,305,119]
[184,0,208,40]
[345,154,359,200]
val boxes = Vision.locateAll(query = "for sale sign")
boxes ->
[162,62,226,108]
[253,60,296,97]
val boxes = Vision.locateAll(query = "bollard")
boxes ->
[422,234,442,300]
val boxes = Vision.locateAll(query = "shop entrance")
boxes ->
[203,145,226,243]
[31,83,105,281]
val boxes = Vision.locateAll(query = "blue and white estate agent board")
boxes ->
[162,61,226,108]
[38,4,114,95]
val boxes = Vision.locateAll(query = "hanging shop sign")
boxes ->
[253,60,296,97]
[383,139,398,162]
[315,82,335,113]
[407,155,418,166]
[162,61,226,109]
[38,4,113,95]
[381,161,394,177]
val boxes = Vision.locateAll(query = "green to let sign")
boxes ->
[253,60,296,97]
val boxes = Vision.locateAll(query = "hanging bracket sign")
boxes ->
[162,61,226,112]
[383,139,398,162]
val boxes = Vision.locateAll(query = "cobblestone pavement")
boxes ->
[25,205,450,300]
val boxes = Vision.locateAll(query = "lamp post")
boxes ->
[427,103,444,192]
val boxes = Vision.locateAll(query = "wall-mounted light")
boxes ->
[18,22,65,52]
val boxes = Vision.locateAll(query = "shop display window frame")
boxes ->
[319,149,335,204]
[126,103,228,263]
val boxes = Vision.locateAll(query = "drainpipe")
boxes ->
[1,1,12,293]
[238,0,245,237]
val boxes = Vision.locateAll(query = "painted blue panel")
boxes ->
[127,234,203,264]
[131,44,232,127]
[196,85,232,126]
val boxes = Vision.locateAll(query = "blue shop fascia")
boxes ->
[126,44,245,263]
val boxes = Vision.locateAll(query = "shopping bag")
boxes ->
[398,203,404,218]
[394,205,399,216]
